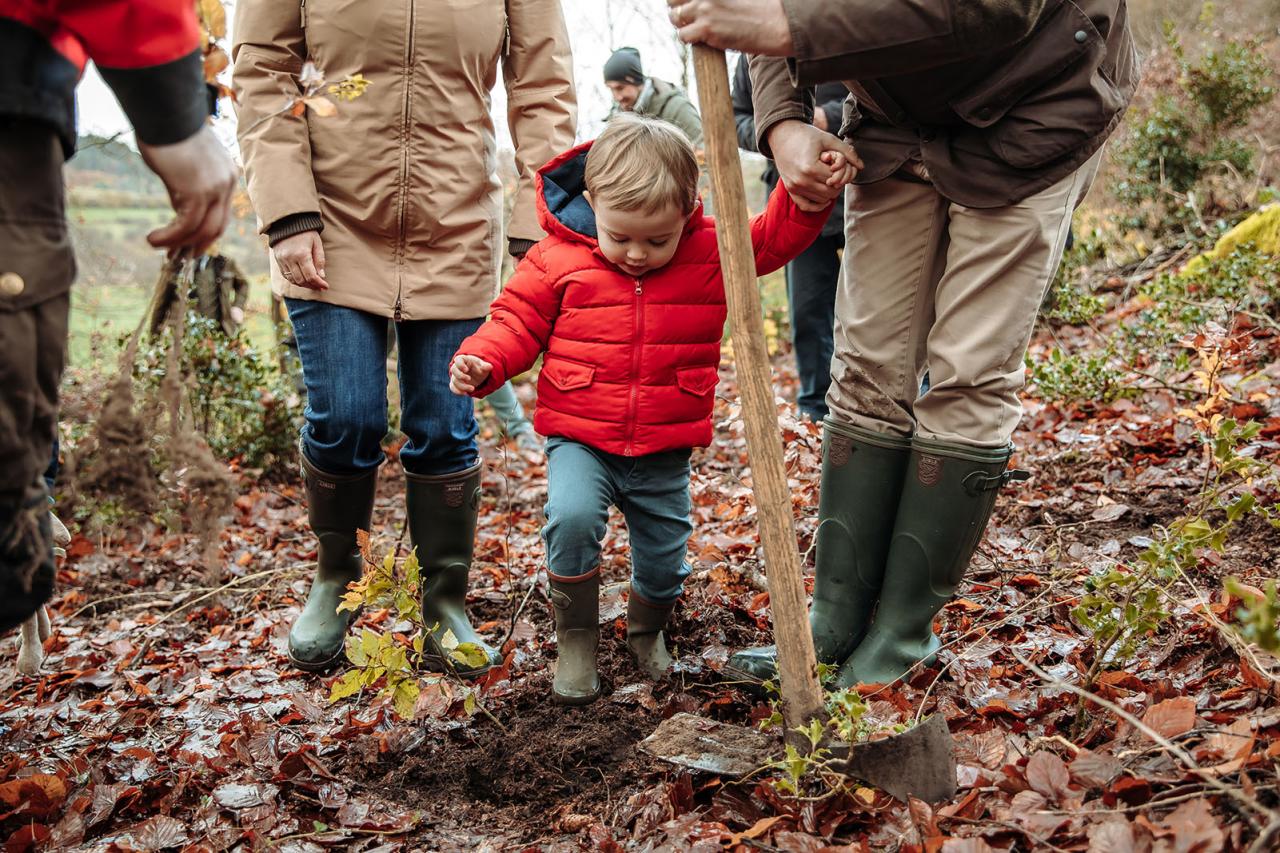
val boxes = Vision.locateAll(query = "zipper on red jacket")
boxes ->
[626,278,643,456]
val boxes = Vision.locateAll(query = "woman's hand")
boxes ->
[273,231,327,291]
[768,120,862,212]
[450,355,493,395]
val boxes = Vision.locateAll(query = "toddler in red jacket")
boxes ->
[450,114,850,704]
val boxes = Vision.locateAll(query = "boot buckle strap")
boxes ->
[962,468,1030,494]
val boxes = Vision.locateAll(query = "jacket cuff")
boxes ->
[777,179,836,225]
[98,49,207,146]
[508,238,537,260]
[757,108,813,160]
[267,213,324,247]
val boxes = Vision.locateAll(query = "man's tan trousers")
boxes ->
[827,150,1102,447]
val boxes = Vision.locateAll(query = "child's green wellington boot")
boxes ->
[626,586,676,678]
[549,566,602,704]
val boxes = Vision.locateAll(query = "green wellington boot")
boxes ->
[549,567,602,704]
[626,587,676,679]
[405,463,499,678]
[835,437,1024,687]
[724,421,911,685]
[289,454,378,671]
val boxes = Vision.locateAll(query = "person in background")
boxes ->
[192,251,251,336]
[732,55,844,423]
[234,0,576,676]
[0,0,237,633]
[481,381,542,456]
[604,47,703,148]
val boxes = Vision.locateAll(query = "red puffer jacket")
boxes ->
[456,141,831,457]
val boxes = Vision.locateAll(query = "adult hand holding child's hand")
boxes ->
[450,355,493,395]
[820,150,858,189]
[767,120,862,212]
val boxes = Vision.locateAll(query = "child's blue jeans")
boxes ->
[543,437,693,603]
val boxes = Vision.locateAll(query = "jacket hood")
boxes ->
[537,142,600,244]
[534,140,704,248]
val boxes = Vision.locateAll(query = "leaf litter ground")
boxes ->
[2,313,1278,851]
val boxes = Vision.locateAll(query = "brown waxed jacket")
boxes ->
[750,0,1139,208]
[232,0,577,320]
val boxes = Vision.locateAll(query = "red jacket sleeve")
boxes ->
[749,181,835,275]
[454,244,563,398]
[61,0,205,145]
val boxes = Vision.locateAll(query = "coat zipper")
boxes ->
[393,0,416,320]
[626,278,643,456]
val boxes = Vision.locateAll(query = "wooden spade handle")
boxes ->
[691,46,824,729]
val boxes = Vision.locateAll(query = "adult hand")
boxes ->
[813,107,829,132]
[138,125,238,258]
[768,120,862,212]
[668,0,793,55]
[272,232,328,291]
[450,355,493,395]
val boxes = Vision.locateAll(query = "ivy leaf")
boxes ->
[439,629,459,652]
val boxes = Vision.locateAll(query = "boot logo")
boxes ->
[444,483,465,508]
[316,479,336,490]
[917,454,943,486]
[828,435,852,468]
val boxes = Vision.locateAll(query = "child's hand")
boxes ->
[449,355,493,395]
[820,150,858,189]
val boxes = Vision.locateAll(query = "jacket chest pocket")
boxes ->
[949,1,1126,170]
[542,357,596,392]
[676,366,718,397]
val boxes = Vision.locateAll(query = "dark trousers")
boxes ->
[0,121,75,632]
[786,231,841,421]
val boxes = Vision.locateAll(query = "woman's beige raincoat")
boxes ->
[233,0,577,320]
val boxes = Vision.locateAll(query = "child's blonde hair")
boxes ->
[584,113,699,215]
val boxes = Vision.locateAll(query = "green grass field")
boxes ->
[68,277,280,370]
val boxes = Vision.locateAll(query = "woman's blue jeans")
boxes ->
[285,299,481,477]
